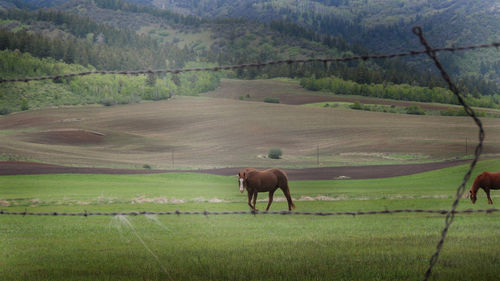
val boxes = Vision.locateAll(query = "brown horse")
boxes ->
[238,168,296,211]
[469,171,500,204]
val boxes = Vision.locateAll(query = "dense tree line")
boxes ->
[0,9,198,70]
[93,0,204,26]
[269,20,350,52]
[301,76,500,109]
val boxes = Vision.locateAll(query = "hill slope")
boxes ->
[1,80,500,169]
[138,0,500,85]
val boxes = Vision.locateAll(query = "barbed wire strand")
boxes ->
[411,26,486,281]
[1,208,499,217]
[0,42,499,84]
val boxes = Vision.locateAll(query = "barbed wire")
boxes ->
[1,208,499,217]
[411,26,486,281]
[0,42,498,84]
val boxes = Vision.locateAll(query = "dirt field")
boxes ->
[0,159,472,180]
[1,79,499,169]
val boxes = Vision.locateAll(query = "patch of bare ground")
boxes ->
[24,129,105,145]
[0,158,475,180]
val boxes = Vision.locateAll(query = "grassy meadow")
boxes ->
[2,159,500,280]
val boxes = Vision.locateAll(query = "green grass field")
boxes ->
[2,159,500,280]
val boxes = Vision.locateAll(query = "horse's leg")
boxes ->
[486,188,493,204]
[252,192,258,211]
[265,190,275,211]
[247,191,254,209]
[281,187,295,210]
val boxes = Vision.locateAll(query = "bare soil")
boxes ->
[1,80,499,169]
[24,129,105,145]
[0,159,472,180]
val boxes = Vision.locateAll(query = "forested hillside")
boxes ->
[0,0,498,114]
[139,0,500,85]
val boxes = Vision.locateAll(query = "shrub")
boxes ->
[268,148,282,159]
[142,164,152,169]
[0,107,11,115]
[20,99,29,111]
[440,108,458,116]
[100,99,115,106]
[264,97,280,104]
[350,101,362,110]
[406,105,425,115]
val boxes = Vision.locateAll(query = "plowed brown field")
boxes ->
[1,79,499,170]
[0,159,472,180]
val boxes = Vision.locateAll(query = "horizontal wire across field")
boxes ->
[1,208,500,217]
[0,42,498,84]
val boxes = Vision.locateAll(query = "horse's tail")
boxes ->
[276,169,296,210]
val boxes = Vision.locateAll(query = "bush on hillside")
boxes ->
[406,105,425,115]
[268,148,283,159]
[264,97,280,104]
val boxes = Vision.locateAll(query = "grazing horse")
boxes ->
[469,171,500,204]
[238,168,296,211]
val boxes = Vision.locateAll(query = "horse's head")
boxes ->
[238,168,257,193]
[469,189,477,204]
[238,168,256,193]
[238,171,247,193]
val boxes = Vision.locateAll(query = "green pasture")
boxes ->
[2,159,500,280]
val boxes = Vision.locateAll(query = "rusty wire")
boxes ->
[0,42,499,84]
[1,208,499,217]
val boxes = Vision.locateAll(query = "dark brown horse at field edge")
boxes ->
[469,171,500,204]
[238,168,296,211]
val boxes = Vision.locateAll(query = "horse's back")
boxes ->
[239,168,257,178]
[246,169,286,190]
[480,171,500,189]
[263,167,287,177]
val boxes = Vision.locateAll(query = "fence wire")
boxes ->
[0,41,499,84]
[411,26,486,281]
[1,208,500,217]
[1,26,499,281]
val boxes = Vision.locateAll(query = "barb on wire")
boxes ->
[411,26,486,281]
[0,42,499,84]
[1,208,499,217]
